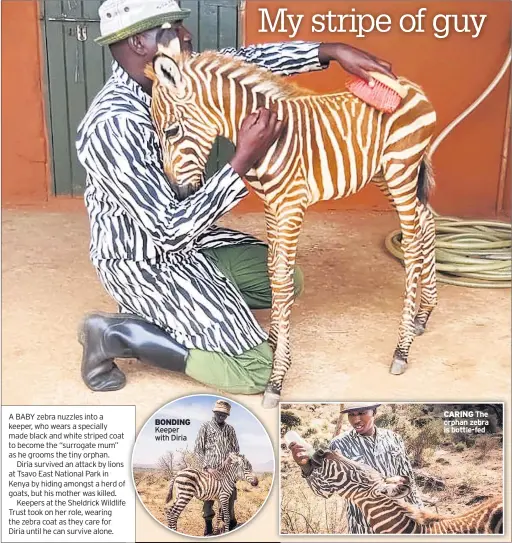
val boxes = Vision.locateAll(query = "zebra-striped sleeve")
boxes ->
[220,41,327,76]
[194,423,208,468]
[228,426,240,454]
[78,116,248,254]
[394,435,423,508]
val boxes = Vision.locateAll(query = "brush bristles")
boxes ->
[347,77,402,113]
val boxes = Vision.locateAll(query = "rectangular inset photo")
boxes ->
[279,402,504,535]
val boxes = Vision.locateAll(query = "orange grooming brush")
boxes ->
[346,71,407,113]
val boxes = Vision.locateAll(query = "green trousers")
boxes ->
[184,244,304,395]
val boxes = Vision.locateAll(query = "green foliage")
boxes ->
[303,427,318,438]
[455,442,467,452]
[375,405,444,467]
[281,410,301,432]
[312,437,330,451]
[451,431,476,448]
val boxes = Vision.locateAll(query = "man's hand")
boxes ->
[230,108,285,177]
[206,468,221,480]
[289,442,311,466]
[319,42,396,83]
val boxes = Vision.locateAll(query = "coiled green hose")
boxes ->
[384,51,511,289]
[384,213,511,288]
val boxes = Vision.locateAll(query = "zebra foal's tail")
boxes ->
[417,151,435,205]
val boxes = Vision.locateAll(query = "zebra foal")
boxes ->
[147,44,437,408]
[165,452,258,533]
[304,449,503,534]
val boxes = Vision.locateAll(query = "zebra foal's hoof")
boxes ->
[262,391,280,409]
[389,358,407,375]
[413,318,426,336]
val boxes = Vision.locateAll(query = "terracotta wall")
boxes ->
[2,0,510,218]
[242,0,512,218]
[2,0,49,204]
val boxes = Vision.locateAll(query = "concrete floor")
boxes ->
[3,207,510,410]
[3,207,510,541]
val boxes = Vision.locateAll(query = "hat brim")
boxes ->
[213,408,230,415]
[95,9,191,46]
[342,403,381,413]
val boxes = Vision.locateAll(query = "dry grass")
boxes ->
[280,403,503,534]
[134,468,273,536]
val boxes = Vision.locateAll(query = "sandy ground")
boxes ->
[279,403,504,535]
[2,207,510,541]
[133,469,273,537]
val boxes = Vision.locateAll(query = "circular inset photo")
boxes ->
[132,394,275,537]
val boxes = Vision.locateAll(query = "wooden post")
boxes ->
[332,404,345,439]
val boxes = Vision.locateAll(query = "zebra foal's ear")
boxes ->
[153,54,183,91]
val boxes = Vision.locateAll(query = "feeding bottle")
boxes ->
[284,431,315,457]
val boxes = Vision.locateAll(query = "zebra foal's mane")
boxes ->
[146,49,318,101]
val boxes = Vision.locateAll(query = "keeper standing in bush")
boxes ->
[291,402,423,534]
[194,400,240,535]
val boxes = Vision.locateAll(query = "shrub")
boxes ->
[281,410,301,433]
[409,419,444,467]
[475,435,496,459]
[303,427,318,439]
[455,442,467,452]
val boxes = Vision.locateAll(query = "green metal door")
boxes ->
[40,0,242,196]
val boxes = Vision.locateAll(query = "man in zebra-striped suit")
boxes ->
[194,400,240,535]
[293,402,423,534]
[76,0,395,396]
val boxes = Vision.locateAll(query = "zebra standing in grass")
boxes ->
[299,449,503,534]
[147,40,437,408]
[165,452,258,534]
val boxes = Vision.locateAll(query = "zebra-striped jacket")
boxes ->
[76,41,327,356]
[306,428,423,534]
[194,419,240,470]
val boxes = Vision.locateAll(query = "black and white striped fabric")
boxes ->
[194,419,240,469]
[165,453,257,532]
[329,428,423,534]
[75,41,325,355]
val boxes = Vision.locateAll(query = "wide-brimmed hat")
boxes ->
[341,402,381,413]
[96,0,191,46]
[213,400,231,415]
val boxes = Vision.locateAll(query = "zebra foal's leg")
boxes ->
[264,205,279,352]
[167,495,192,531]
[382,162,424,375]
[373,178,436,336]
[219,492,231,533]
[262,208,305,409]
[414,202,437,335]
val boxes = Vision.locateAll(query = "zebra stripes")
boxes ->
[329,428,423,533]
[76,43,326,359]
[165,452,258,533]
[304,449,503,534]
[194,418,240,469]
[148,47,438,407]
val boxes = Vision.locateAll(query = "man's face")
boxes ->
[214,412,228,424]
[347,409,375,436]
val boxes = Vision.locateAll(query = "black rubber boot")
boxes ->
[78,312,189,392]
[229,519,238,531]
[203,519,214,536]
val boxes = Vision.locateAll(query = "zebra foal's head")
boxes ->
[225,452,259,487]
[146,50,220,201]
[147,45,302,202]
[312,449,412,499]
